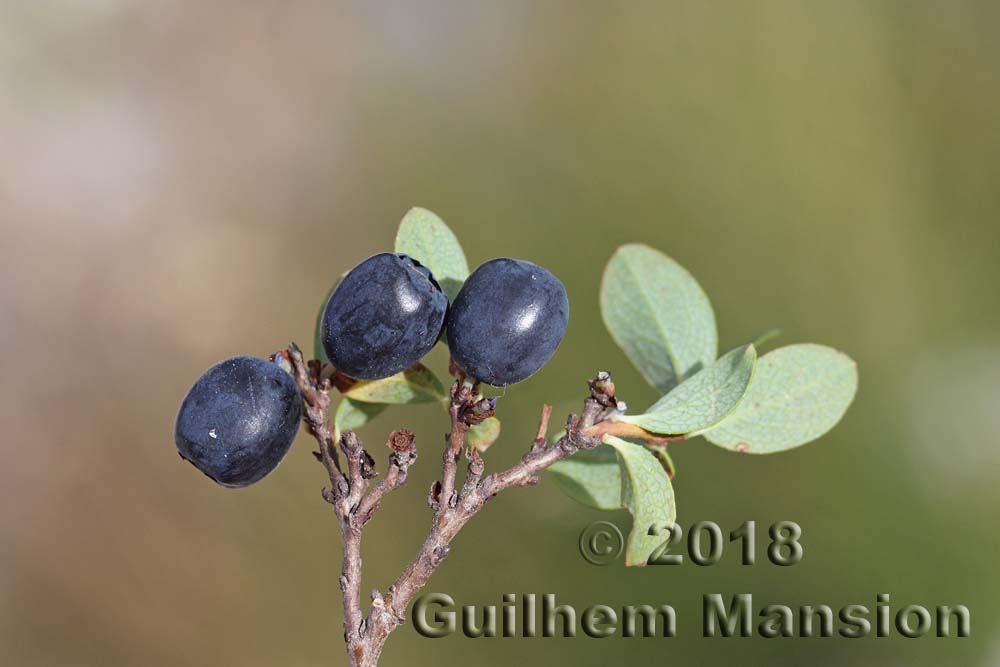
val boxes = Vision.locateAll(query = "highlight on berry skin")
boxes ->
[446,258,569,387]
[321,252,449,381]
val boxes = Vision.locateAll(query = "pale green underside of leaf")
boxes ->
[342,364,447,404]
[467,417,501,451]
[752,328,782,351]
[603,435,676,567]
[548,444,622,511]
[619,344,757,435]
[600,244,717,394]
[394,207,469,302]
[702,343,858,454]
[333,398,386,441]
[650,446,676,479]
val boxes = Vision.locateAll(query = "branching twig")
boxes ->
[286,346,420,666]
[437,382,470,514]
[285,342,633,667]
[356,430,417,525]
[531,403,552,452]
[284,344,346,499]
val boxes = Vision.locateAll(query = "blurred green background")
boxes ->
[2,1,999,665]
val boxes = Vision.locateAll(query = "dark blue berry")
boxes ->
[446,258,569,386]
[321,253,448,380]
[175,356,302,488]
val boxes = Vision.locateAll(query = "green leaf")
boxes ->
[548,444,622,510]
[467,417,501,451]
[333,398,386,441]
[702,343,858,454]
[603,435,676,567]
[394,207,469,302]
[600,244,717,393]
[751,328,781,350]
[616,345,757,435]
[342,364,447,404]
[650,446,676,479]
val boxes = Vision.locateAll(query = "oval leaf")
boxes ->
[601,244,718,393]
[333,398,386,441]
[602,435,676,567]
[394,207,469,302]
[548,444,622,511]
[342,363,447,404]
[467,417,501,451]
[702,344,858,454]
[617,345,757,435]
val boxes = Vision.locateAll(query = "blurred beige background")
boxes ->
[2,1,999,665]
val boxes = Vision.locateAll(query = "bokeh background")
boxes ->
[3,1,999,665]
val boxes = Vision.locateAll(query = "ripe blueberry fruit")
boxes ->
[446,258,569,386]
[175,356,302,488]
[322,253,448,380]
